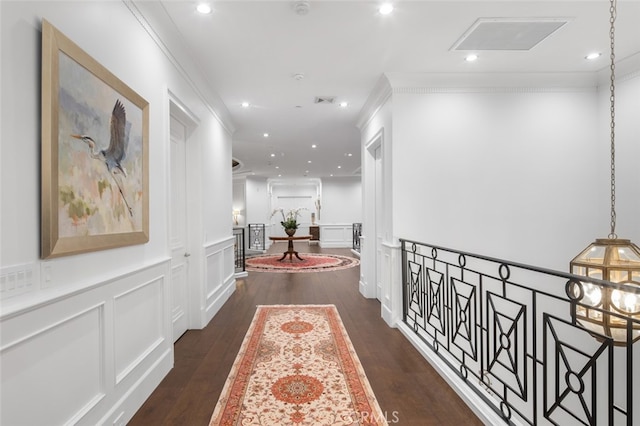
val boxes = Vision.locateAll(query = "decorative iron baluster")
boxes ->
[233,227,245,273]
[399,239,638,426]
[352,223,362,252]
[248,223,265,250]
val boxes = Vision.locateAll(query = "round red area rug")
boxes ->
[245,253,359,273]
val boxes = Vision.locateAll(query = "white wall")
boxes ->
[269,182,317,239]
[389,77,640,271]
[393,88,604,271]
[245,176,269,225]
[232,177,246,226]
[0,2,235,425]
[315,177,362,248]
[320,176,362,224]
[601,73,640,243]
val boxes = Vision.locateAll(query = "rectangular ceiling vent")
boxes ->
[314,96,336,104]
[451,18,569,51]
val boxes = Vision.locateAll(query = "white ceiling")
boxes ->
[135,1,640,179]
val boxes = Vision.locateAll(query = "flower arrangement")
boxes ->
[271,207,307,230]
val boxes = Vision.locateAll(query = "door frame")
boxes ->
[362,128,385,300]
[373,144,383,301]
[168,91,200,333]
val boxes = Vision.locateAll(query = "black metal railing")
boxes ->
[233,227,245,273]
[400,238,639,426]
[352,223,362,252]
[248,223,265,251]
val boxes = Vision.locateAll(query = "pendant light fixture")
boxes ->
[569,0,640,344]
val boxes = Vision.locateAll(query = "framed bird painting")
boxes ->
[41,20,149,259]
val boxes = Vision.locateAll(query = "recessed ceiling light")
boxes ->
[330,174,334,177]
[311,144,317,148]
[263,133,269,138]
[241,102,250,108]
[465,54,479,62]
[196,3,212,14]
[379,3,394,15]
[339,102,348,108]
[307,160,312,163]
[270,153,276,157]
[345,153,353,157]
[337,165,342,169]
[585,52,601,60]
[278,174,282,177]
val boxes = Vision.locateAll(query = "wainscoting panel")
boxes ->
[204,237,236,324]
[358,235,369,296]
[0,304,105,425]
[113,277,165,384]
[171,263,188,340]
[319,224,353,248]
[206,250,223,298]
[223,245,234,283]
[0,260,172,426]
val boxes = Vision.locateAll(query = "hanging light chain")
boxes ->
[608,0,617,239]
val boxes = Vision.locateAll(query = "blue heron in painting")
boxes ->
[72,99,134,217]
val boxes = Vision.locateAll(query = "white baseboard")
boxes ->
[99,347,173,426]
[382,304,395,328]
[205,279,236,324]
[319,241,352,248]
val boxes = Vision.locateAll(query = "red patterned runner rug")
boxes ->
[245,253,359,273]
[209,305,388,425]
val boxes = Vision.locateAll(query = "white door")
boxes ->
[170,115,189,342]
[374,145,383,301]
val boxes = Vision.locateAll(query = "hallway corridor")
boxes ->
[130,245,483,425]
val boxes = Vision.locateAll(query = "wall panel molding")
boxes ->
[0,261,172,426]
[0,258,170,321]
[113,276,166,385]
[0,304,106,425]
[0,302,105,352]
[319,224,354,248]
[206,250,224,298]
[203,238,236,325]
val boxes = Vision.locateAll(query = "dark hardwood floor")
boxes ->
[129,244,483,425]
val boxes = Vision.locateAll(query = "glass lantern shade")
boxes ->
[570,238,640,344]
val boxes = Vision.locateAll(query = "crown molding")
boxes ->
[125,1,236,135]
[393,86,597,94]
[596,51,640,84]
[356,75,393,130]
[618,69,640,83]
[385,71,602,90]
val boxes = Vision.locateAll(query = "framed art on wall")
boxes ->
[41,19,149,259]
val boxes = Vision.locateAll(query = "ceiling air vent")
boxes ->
[451,18,569,51]
[314,96,336,104]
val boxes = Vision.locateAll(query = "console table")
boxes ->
[269,235,312,261]
[309,225,320,243]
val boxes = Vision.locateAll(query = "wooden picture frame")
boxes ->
[41,20,149,259]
